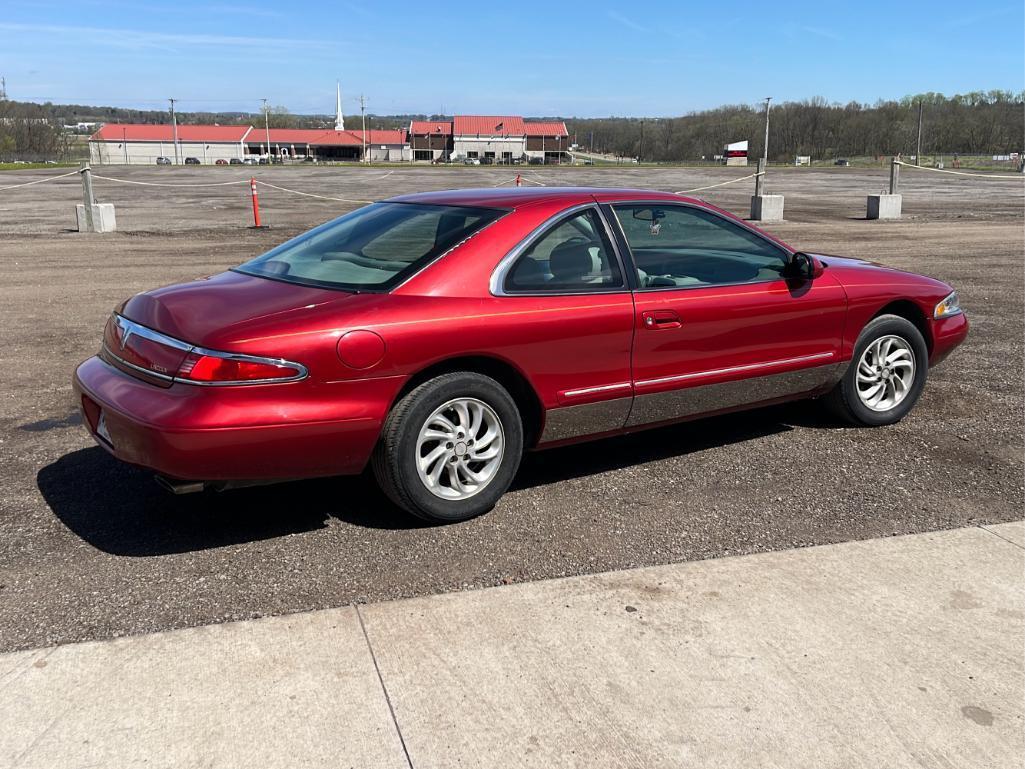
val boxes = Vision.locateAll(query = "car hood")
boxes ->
[119,270,356,349]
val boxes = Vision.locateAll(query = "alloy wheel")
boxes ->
[415,397,505,500]
[855,334,916,412]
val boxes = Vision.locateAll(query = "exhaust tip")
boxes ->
[154,475,207,495]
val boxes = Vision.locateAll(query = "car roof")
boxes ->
[386,187,699,210]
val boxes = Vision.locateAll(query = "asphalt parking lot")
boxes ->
[0,164,1021,652]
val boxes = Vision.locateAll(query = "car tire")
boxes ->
[824,314,929,426]
[372,372,524,523]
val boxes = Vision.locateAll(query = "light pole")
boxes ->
[762,97,772,161]
[360,94,367,164]
[261,98,271,162]
[916,99,923,166]
[169,97,180,165]
[122,126,128,164]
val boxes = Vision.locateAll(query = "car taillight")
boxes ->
[175,349,307,385]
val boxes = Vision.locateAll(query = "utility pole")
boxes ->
[360,94,368,164]
[0,77,7,99]
[169,98,180,165]
[762,97,772,161]
[261,98,271,162]
[916,99,923,166]
[638,120,645,163]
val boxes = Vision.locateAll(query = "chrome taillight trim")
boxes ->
[106,314,308,386]
[177,347,309,386]
[111,313,192,352]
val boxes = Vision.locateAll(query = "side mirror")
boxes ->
[788,252,825,280]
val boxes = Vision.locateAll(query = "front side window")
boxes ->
[504,208,624,293]
[235,202,503,291]
[612,204,789,288]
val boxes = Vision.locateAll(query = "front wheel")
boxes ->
[372,372,523,523]
[824,314,929,426]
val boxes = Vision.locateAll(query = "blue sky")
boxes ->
[2,0,1022,117]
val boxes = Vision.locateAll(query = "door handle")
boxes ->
[641,310,682,329]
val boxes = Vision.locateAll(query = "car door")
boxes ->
[490,203,636,444]
[607,201,846,427]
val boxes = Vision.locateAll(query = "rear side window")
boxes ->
[504,208,624,293]
[236,202,504,291]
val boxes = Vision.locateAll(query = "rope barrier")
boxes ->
[91,174,250,188]
[0,169,80,192]
[675,171,763,195]
[254,180,372,204]
[894,161,1023,180]
[491,173,549,187]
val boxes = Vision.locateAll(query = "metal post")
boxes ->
[916,100,923,166]
[762,97,772,161]
[755,157,765,197]
[80,162,95,231]
[169,98,180,165]
[261,99,271,163]
[360,94,367,164]
[890,157,900,194]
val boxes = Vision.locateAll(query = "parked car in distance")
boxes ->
[462,157,480,166]
[215,159,228,165]
[258,157,269,165]
[229,158,243,165]
[75,187,968,522]
[184,157,201,165]
[835,158,851,166]
[155,156,172,165]
[242,158,257,165]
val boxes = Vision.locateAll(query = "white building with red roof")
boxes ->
[88,102,567,165]
[410,116,569,164]
[89,124,254,165]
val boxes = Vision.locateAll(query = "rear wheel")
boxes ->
[372,372,523,522]
[824,314,928,426]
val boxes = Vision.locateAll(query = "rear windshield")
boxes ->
[234,202,505,291]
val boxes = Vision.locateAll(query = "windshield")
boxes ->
[234,202,505,291]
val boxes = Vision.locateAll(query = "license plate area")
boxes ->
[81,394,114,448]
[96,412,113,446]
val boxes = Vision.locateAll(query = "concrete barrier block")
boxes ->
[867,194,902,220]
[76,203,117,233]
[750,194,784,221]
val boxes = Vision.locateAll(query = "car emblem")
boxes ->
[115,316,132,350]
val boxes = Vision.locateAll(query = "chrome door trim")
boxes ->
[562,382,632,398]
[634,352,835,389]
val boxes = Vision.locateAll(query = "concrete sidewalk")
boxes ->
[2,523,1022,769]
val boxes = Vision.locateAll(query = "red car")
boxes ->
[74,188,967,522]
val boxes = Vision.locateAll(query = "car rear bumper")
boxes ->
[73,356,403,481]
[929,313,969,367]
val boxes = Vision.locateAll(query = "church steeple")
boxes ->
[334,82,345,131]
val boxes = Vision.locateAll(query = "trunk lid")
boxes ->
[106,271,355,386]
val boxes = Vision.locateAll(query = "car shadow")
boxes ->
[38,402,839,557]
